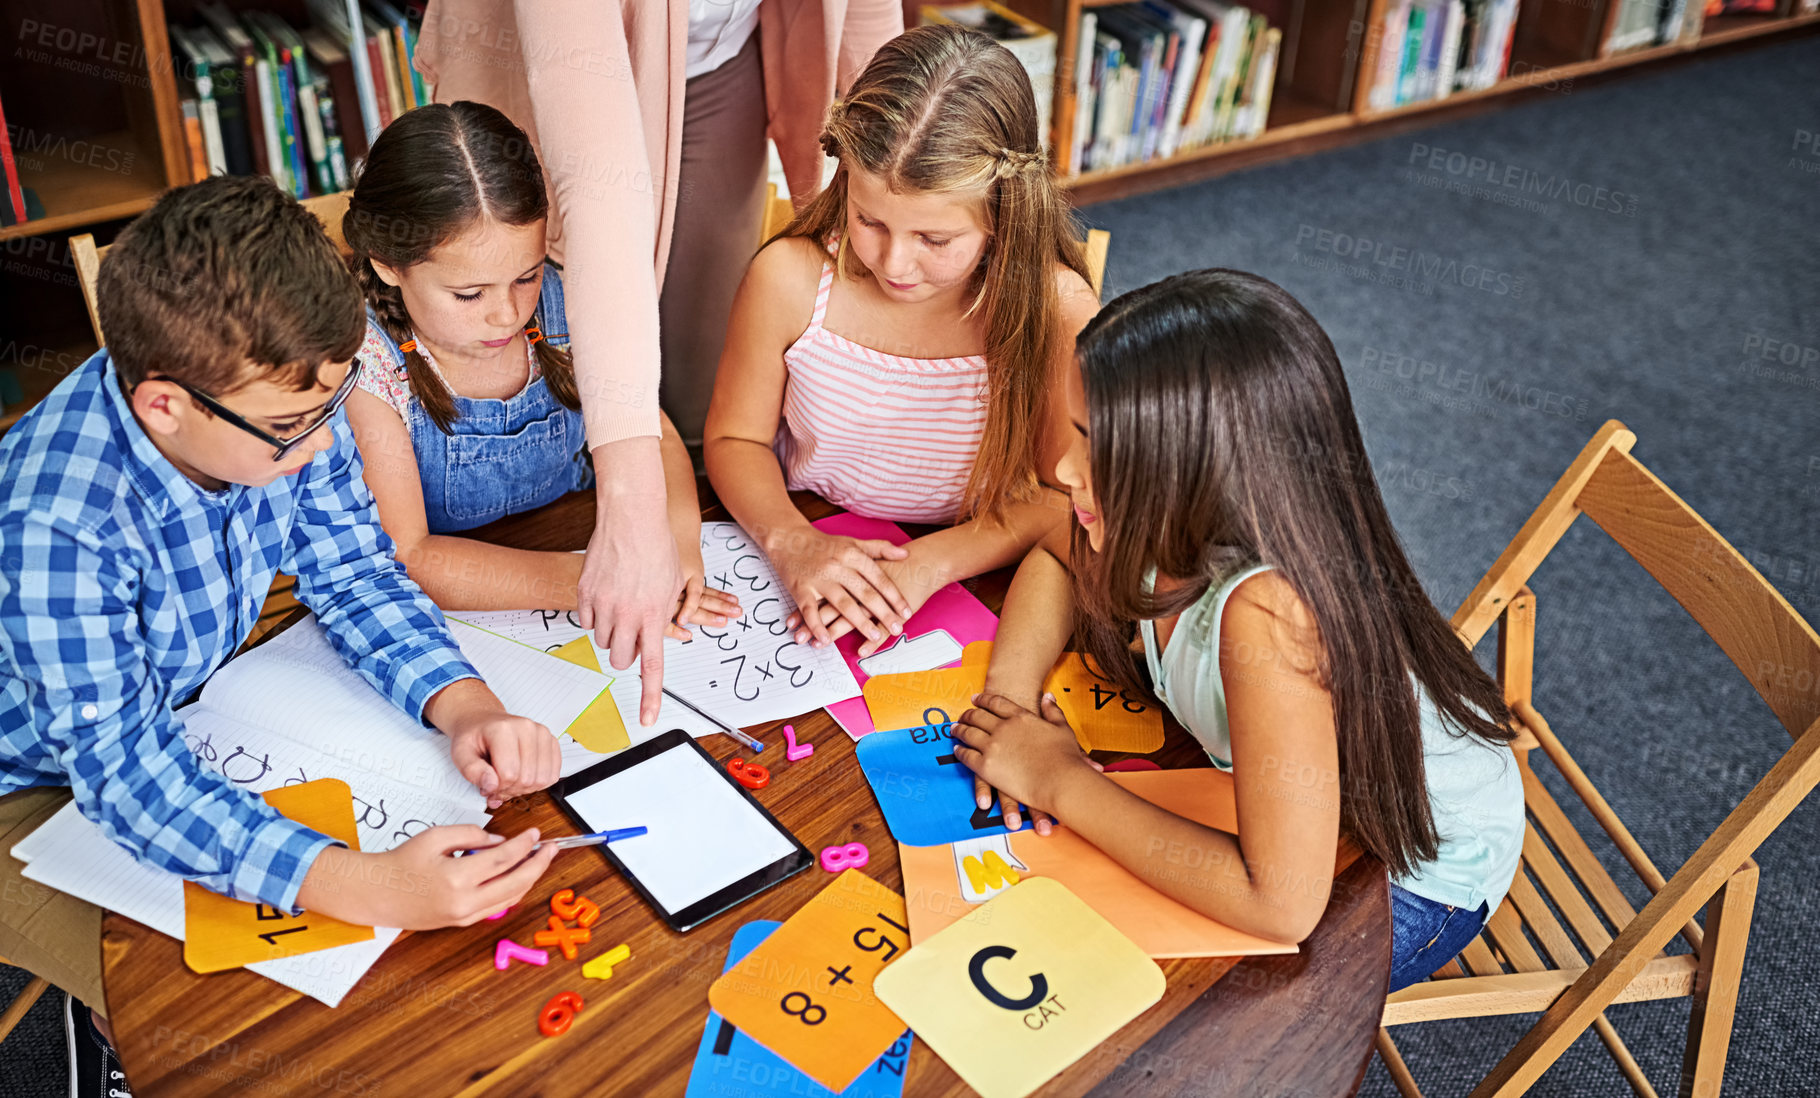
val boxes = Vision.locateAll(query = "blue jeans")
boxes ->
[1388,885,1490,992]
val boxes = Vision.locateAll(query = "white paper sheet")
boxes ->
[4,612,611,1007]
[454,522,863,731]
[13,805,407,1007]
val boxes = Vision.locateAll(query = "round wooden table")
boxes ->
[104,487,1391,1097]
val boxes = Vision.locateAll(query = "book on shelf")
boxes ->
[1148,2,1210,160]
[244,11,320,197]
[1072,1,1275,173]
[1071,10,1099,174]
[198,3,272,180]
[367,9,408,129]
[167,2,427,199]
[368,1,424,111]
[0,92,28,226]
[178,99,209,183]
[305,0,386,147]
[1094,7,1166,165]
[169,26,229,177]
[1605,0,1663,53]
[1367,0,1517,107]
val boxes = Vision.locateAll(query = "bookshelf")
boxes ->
[1,0,1815,431]
[963,0,1820,202]
[0,0,382,433]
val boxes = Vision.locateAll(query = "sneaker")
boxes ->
[64,993,132,1098]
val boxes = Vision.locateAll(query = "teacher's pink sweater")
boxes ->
[417,0,901,448]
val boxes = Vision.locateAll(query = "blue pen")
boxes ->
[456,827,648,858]
[532,827,648,853]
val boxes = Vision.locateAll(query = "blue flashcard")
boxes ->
[854,721,1011,847]
[685,921,913,1098]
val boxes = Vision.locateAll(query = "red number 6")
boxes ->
[538,990,585,1038]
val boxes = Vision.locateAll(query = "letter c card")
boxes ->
[873,878,1165,1098]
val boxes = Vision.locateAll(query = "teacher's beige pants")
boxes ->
[659,31,772,454]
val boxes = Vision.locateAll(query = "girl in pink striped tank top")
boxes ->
[705,25,1101,657]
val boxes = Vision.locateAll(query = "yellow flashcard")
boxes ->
[862,643,1163,754]
[551,636,631,754]
[707,870,911,1092]
[182,779,376,973]
[873,877,1166,1098]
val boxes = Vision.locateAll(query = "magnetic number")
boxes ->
[780,992,825,1025]
[820,842,870,872]
[538,991,584,1038]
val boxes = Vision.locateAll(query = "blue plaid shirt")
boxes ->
[0,350,479,912]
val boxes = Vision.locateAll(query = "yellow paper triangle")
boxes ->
[552,636,631,754]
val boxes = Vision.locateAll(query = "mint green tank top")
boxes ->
[1139,564,1525,911]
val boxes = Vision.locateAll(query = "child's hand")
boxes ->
[447,712,563,809]
[787,552,942,657]
[951,692,1100,835]
[668,534,743,640]
[365,826,559,929]
[768,528,911,650]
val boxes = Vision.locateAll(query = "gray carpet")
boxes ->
[1076,33,1820,1098]
[5,34,1817,1098]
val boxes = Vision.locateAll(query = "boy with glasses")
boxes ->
[0,177,564,1095]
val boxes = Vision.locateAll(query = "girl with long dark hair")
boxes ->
[951,269,1523,989]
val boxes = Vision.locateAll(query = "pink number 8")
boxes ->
[819,842,870,872]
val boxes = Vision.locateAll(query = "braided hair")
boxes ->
[777,24,1092,524]
[342,101,579,433]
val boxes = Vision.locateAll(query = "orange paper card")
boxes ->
[708,870,911,1092]
[182,779,376,973]
[899,768,1301,958]
[862,645,1163,754]
[551,636,631,754]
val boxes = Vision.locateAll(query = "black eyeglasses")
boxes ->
[166,357,366,462]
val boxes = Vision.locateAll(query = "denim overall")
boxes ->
[367,263,592,534]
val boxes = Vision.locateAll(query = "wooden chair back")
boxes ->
[1383,420,1820,1097]
[70,191,353,348]
[1454,421,1820,738]
[755,182,1113,302]
[0,958,48,1045]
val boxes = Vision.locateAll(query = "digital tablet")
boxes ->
[548,729,812,932]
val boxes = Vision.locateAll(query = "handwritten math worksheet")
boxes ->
[455,522,863,729]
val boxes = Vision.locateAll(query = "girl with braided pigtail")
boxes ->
[706,24,1100,660]
[342,101,741,628]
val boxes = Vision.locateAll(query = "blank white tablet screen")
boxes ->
[561,745,796,916]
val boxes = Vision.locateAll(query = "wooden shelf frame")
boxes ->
[1031,0,1820,201]
[0,0,187,243]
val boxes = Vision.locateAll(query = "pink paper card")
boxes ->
[812,513,1000,740]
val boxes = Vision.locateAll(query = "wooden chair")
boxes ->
[0,959,48,1044]
[756,182,1113,300]
[1375,420,1820,1097]
[70,191,351,348]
